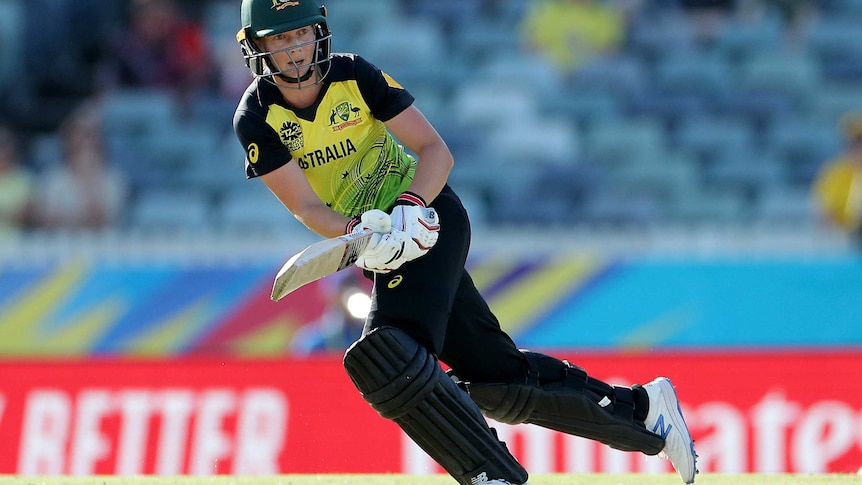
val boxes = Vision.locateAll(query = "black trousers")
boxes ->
[364,184,527,384]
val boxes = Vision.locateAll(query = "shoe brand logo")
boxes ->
[470,472,488,484]
[652,414,673,439]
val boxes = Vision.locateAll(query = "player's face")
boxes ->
[260,26,317,81]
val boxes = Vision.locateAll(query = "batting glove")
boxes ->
[389,192,440,261]
[355,230,411,273]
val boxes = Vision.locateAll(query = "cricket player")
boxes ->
[232,1,698,483]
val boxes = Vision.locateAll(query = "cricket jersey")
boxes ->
[233,53,416,217]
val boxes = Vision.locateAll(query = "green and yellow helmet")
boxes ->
[236,0,332,87]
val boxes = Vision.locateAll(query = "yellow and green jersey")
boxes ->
[233,53,416,217]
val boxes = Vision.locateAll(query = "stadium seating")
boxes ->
[42,0,861,233]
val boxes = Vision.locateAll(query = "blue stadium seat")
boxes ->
[823,0,862,17]
[713,12,785,61]
[580,190,661,227]
[100,89,176,137]
[628,89,708,127]
[754,186,818,226]
[451,16,521,62]
[653,54,735,105]
[482,115,580,167]
[805,17,862,82]
[738,53,822,108]
[765,119,843,187]
[584,117,667,167]
[669,186,751,225]
[319,0,400,39]
[133,125,221,190]
[609,149,700,207]
[674,115,757,164]
[719,90,794,130]
[477,54,563,95]
[569,55,649,101]
[129,188,212,232]
[215,187,305,235]
[705,148,783,196]
[628,11,697,61]
[451,79,538,129]
[809,86,862,123]
[540,88,623,130]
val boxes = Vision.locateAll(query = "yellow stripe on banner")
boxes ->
[467,256,519,294]
[618,308,693,349]
[488,254,603,336]
[232,316,298,357]
[126,300,212,356]
[0,260,89,354]
[35,299,124,356]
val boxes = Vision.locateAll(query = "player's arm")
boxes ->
[384,104,454,205]
[260,161,351,238]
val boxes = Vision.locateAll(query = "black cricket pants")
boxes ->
[363,184,527,384]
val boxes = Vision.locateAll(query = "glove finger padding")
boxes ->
[347,209,391,234]
[355,230,410,273]
[390,206,440,257]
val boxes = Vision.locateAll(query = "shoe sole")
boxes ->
[655,378,697,484]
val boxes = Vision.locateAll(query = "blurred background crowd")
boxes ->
[1,0,862,246]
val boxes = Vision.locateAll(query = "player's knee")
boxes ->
[343,326,437,418]
[455,350,552,424]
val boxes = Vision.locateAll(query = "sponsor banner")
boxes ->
[0,350,860,475]
[3,257,862,357]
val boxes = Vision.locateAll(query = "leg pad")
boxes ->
[462,351,665,455]
[343,327,528,485]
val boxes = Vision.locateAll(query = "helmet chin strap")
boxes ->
[276,66,316,85]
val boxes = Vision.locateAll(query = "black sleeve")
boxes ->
[353,55,415,122]
[233,107,292,179]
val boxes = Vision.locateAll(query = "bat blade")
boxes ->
[270,230,373,301]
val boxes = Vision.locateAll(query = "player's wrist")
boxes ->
[393,191,426,208]
[345,216,361,234]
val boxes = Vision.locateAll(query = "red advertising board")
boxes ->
[1,350,860,476]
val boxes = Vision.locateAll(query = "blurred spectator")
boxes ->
[102,0,217,101]
[32,102,128,231]
[0,125,35,237]
[290,269,371,356]
[677,0,736,44]
[0,0,23,94]
[768,0,817,39]
[519,0,626,75]
[811,113,862,245]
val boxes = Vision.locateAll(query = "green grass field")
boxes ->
[0,474,860,485]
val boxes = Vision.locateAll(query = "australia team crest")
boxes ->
[329,102,363,132]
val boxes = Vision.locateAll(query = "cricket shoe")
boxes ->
[644,377,698,484]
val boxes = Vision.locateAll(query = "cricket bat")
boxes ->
[270,230,374,301]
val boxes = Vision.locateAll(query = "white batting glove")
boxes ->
[346,209,391,235]
[389,192,440,262]
[355,230,411,273]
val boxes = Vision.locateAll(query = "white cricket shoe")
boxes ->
[644,377,698,484]
[478,481,525,485]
